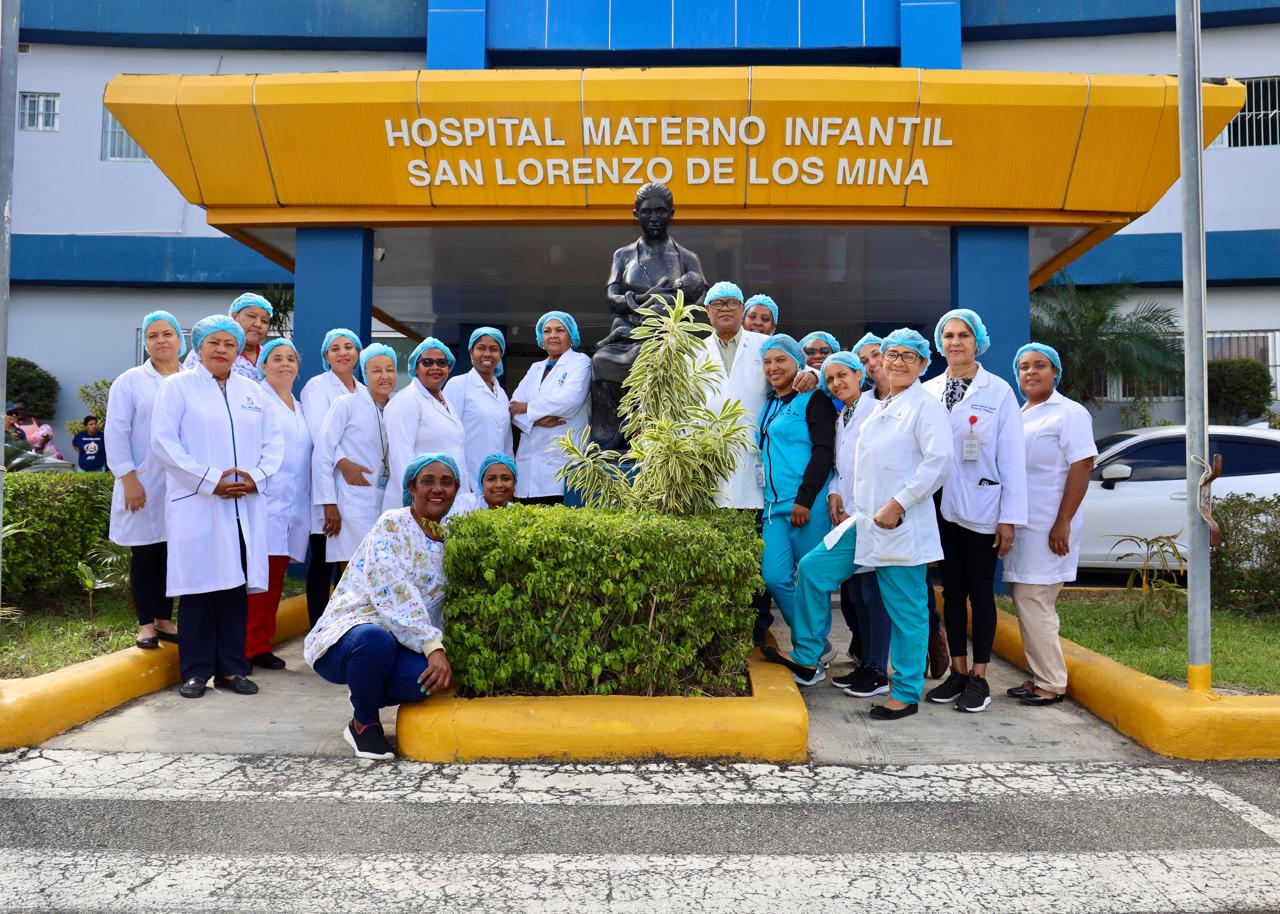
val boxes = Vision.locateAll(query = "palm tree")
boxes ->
[1030,275,1183,408]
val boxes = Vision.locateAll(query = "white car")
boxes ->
[1077,425,1280,569]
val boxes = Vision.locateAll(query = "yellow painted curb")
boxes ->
[0,594,310,750]
[396,651,809,763]
[991,608,1280,761]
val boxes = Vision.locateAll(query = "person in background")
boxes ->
[245,338,312,671]
[152,315,283,699]
[305,454,460,761]
[4,403,25,446]
[106,310,184,650]
[1004,343,1097,706]
[510,311,592,505]
[384,337,467,512]
[72,416,107,472]
[923,309,1027,714]
[300,328,364,627]
[743,293,778,336]
[444,327,513,489]
[182,292,273,380]
[799,332,841,372]
[12,401,62,458]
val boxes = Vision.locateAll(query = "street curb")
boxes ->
[991,607,1280,761]
[396,649,809,763]
[0,595,310,750]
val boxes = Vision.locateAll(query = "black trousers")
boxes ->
[746,509,775,642]
[177,534,250,682]
[839,578,864,662]
[305,532,338,628]
[520,495,563,506]
[130,542,173,625]
[937,514,998,666]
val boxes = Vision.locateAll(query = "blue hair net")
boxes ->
[761,333,806,372]
[256,338,299,379]
[881,327,932,363]
[745,294,779,325]
[852,332,884,357]
[799,331,841,354]
[229,292,273,320]
[191,315,246,355]
[477,452,519,489]
[536,311,580,349]
[705,281,744,305]
[1013,342,1063,390]
[819,351,864,398]
[358,343,398,380]
[468,326,506,378]
[402,452,462,508]
[934,308,991,358]
[407,337,456,379]
[141,310,188,358]
[320,328,362,372]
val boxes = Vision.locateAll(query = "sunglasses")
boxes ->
[803,347,833,357]
[418,358,451,369]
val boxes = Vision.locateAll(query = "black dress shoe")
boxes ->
[250,652,286,670]
[154,630,178,644]
[869,702,919,721]
[1006,682,1034,698]
[178,677,207,698]
[213,675,259,695]
[1019,692,1065,706]
[135,637,159,650]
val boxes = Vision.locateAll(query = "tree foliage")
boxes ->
[65,378,113,437]
[6,356,60,419]
[1207,358,1275,424]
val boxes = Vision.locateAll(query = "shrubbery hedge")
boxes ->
[444,505,762,698]
[2,471,113,599]
[6,356,60,420]
[1210,493,1280,614]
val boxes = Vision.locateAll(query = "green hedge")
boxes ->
[1210,493,1280,615]
[444,505,762,698]
[2,471,114,600]
[1208,358,1276,424]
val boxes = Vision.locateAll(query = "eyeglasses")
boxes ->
[883,350,923,364]
[418,358,451,368]
[803,347,833,358]
[707,300,742,311]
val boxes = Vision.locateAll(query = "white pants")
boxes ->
[1010,582,1068,694]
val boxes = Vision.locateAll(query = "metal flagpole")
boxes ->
[1174,0,1212,691]
[0,0,21,611]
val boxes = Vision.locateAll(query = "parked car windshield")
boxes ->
[1095,432,1137,456]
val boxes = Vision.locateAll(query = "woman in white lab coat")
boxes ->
[1004,343,1097,706]
[181,292,273,381]
[151,315,284,700]
[509,311,592,504]
[922,309,1028,714]
[300,328,364,626]
[243,338,312,671]
[382,336,468,512]
[444,326,513,489]
[315,344,398,566]
[106,310,185,651]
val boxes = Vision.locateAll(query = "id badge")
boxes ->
[754,461,766,488]
[376,469,390,490]
[962,432,980,462]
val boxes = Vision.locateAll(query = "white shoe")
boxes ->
[819,642,838,667]
[793,665,826,687]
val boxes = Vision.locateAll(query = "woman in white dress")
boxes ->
[444,326,513,488]
[382,336,467,512]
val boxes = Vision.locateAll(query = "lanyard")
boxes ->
[370,398,388,473]
[759,393,792,444]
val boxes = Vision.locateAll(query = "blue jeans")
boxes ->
[312,624,430,726]
[761,506,831,641]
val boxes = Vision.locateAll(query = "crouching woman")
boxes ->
[304,454,461,760]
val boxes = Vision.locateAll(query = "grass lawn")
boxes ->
[1002,590,1280,695]
[1,577,306,679]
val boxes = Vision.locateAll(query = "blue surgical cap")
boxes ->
[402,452,461,508]
[256,338,299,380]
[819,351,864,398]
[477,452,519,490]
[468,326,506,377]
[934,308,991,358]
[229,292,273,320]
[141,310,187,358]
[1013,342,1063,390]
[761,333,805,372]
[408,337,456,378]
[800,331,841,354]
[536,311,580,349]
[881,327,932,363]
[705,281,744,305]
[745,294,779,325]
[852,332,884,356]
[191,315,246,355]
[358,343,398,380]
[321,328,362,372]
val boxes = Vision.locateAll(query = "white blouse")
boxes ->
[444,368,513,490]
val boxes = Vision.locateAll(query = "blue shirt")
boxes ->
[72,431,106,471]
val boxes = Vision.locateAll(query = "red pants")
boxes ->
[245,555,290,658]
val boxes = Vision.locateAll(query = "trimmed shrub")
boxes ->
[1208,358,1275,424]
[444,505,762,698]
[1210,493,1280,615]
[2,471,114,600]
[6,356,60,419]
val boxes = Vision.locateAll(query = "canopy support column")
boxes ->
[293,228,374,390]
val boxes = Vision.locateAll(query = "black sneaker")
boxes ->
[843,667,890,698]
[829,666,861,690]
[926,670,969,704]
[955,674,992,713]
[343,720,395,760]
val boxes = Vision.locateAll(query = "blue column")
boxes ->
[899,0,960,68]
[427,0,487,70]
[293,227,374,391]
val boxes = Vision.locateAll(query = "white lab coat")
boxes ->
[151,364,284,596]
[699,329,769,509]
[300,371,365,536]
[313,387,389,563]
[382,378,470,512]
[511,349,592,499]
[923,365,1029,534]
[260,381,313,562]
[846,381,953,568]
[106,359,178,547]
[1004,390,1098,585]
[444,368,513,489]
[827,392,876,511]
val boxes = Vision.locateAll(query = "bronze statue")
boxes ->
[590,183,708,449]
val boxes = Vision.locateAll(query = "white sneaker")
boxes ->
[819,642,838,667]
[793,665,826,687]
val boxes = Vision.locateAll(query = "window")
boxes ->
[1095,432,1137,456]
[1208,329,1280,397]
[1096,438,1187,482]
[18,92,58,131]
[101,110,148,162]
[1210,76,1280,148]
[1209,436,1280,478]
